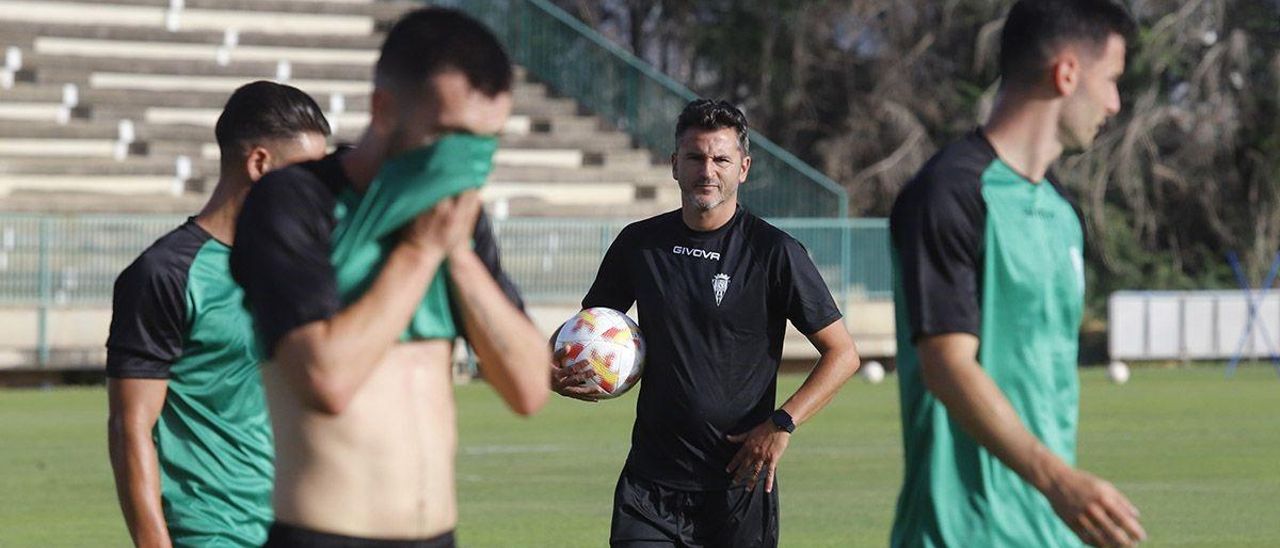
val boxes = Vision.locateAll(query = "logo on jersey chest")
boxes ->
[712,273,731,306]
[672,245,721,261]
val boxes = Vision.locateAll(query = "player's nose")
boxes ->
[699,159,717,178]
[1106,87,1122,116]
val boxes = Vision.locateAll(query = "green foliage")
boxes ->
[550,0,1280,314]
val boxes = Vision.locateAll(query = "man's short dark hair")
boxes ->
[214,80,330,159]
[374,7,513,98]
[999,0,1137,87]
[674,99,750,155]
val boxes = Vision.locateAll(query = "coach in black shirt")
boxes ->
[554,99,862,547]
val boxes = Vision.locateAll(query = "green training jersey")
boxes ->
[888,129,1085,547]
[231,135,504,359]
[108,219,273,547]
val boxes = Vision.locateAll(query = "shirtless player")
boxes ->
[230,8,550,546]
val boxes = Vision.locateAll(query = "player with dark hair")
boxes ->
[554,98,862,547]
[889,1,1144,546]
[229,8,549,547]
[106,80,330,547]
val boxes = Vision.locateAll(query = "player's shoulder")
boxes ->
[618,209,683,240]
[115,220,210,300]
[903,130,994,198]
[892,130,992,224]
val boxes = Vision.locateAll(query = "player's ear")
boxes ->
[244,146,271,183]
[1051,51,1081,97]
[670,152,678,180]
[368,87,397,138]
[739,155,751,183]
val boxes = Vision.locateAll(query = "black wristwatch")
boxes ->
[770,409,796,434]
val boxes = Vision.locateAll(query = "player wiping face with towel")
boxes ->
[230,8,550,547]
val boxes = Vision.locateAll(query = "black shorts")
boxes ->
[609,470,779,548]
[263,522,456,548]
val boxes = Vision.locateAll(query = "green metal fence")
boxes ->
[0,213,890,367]
[0,214,891,305]
[434,0,850,218]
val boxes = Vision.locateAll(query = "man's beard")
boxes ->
[692,195,724,211]
[686,180,728,211]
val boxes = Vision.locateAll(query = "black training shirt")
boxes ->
[584,206,842,490]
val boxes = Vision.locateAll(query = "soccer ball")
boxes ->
[1107,361,1130,385]
[553,307,645,399]
[861,360,885,384]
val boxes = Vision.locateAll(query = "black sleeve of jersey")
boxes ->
[471,211,525,311]
[582,227,635,312]
[890,172,985,341]
[105,254,187,379]
[778,237,843,335]
[453,211,527,344]
[230,172,341,358]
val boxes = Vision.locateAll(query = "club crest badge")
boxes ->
[712,273,730,306]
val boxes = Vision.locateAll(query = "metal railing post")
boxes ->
[36,217,52,368]
[841,220,852,319]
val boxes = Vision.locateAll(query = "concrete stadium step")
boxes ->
[0,84,357,108]
[193,142,649,170]
[0,1,380,36]
[0,174,179,196]
[0,156,675,203]
[0,83,578,122]
[500,198,677,219]
[0,175,671,210]
[0,156,669,186]
[0,20,384,50]
[0,156,216,176]
[488,165,672,185]
[0,190,207,212]
[29,69,372,94]
[0,188,679,217]
[0,103,69,123]
[60,0,414,19]
[91,108,528,141]
[0,116,640,155]
[18,72,577,117]
[499,132,634,152]
[0,120,212,141]
[484,183,660,208]
[23,52,372,81]
[0,138,118,158]
[170,142,647,171]
[29,36,378,65]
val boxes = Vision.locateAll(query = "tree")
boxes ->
[550,0,1280,315]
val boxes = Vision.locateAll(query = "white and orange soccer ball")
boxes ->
[553,307,645,399]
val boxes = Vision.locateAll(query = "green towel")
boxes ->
[330,133,498,340]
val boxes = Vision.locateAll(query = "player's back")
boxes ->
[263,339,459,538]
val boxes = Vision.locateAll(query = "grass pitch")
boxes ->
[1,366,1278,546]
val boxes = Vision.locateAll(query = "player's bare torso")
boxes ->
[262,340,458,538]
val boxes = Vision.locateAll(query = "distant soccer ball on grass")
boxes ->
[553,307,645,399]
[1108,360,1131,385]
[861,360,885,384]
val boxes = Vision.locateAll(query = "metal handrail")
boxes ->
[436,0,849,218]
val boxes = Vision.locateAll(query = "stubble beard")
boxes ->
[691,194,724,211]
